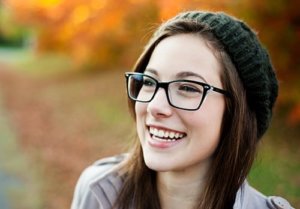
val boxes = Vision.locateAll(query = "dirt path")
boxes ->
[0,171,12,209]
[0,63,129,208]
[0,67,42,209]
[0,97,14,209]
[0,68,21,209]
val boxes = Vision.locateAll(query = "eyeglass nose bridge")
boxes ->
[151,81,199,110]
[151,81,171,103]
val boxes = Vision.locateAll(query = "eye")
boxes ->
[143,77,156,87]
[178,84,202,93]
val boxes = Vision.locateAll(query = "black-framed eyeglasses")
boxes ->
[125,72,230,111]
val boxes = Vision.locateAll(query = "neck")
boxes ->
[157,161,210,209]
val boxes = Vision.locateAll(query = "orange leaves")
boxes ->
[4,0,236,69]
[5,0,62,23]
[157,0,189,20]
[288,103,300,126]
[70,5,91,25]
[4,1,300,77]
[156,0,232,20]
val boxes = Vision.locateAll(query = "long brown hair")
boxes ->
[115,19,258,209]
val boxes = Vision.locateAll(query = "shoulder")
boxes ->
[71,154,128,209]
[74,154,127,195]
[234,182,294,209]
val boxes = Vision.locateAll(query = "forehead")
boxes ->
[146,34,223,84]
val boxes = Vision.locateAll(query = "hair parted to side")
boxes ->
[115,19,258,209]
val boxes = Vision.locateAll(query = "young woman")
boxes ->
[71,11,294,209]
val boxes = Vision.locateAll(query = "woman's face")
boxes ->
[135,34,226,175]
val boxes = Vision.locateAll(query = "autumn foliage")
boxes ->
[2,0,300,125]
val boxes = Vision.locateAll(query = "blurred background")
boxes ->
[0,0,299,208]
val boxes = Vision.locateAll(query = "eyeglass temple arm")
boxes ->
[211,86,231,98]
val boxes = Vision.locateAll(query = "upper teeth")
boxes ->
[149,127,184,139]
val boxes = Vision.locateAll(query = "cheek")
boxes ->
[187,99,225,138]
[135,102,147,121]
[135,103,148,141]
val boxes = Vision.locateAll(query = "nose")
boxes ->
[147,88,173,118]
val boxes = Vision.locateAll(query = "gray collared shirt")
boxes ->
[71,155,294,209]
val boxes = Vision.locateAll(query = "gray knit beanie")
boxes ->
[160,11,278,138]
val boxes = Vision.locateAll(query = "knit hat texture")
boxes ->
[161,11,278,138]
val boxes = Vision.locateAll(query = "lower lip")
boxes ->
[147,134,184,149]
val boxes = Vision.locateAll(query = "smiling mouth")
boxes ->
[148,126,187,141]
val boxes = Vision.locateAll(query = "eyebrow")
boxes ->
[145,68,208,83]
[144,68,157,75]
[175,71,207,83]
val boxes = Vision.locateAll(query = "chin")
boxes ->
[144,160,171,172]
[142,150,177,172]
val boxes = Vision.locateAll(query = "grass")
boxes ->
[248,122,300,206]
[0,47,73,78]
[0,47,299,208]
